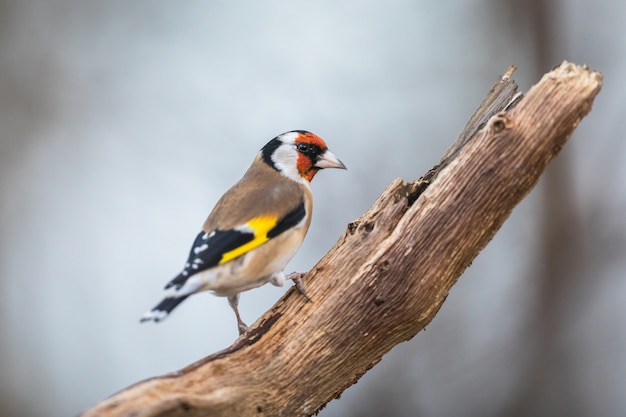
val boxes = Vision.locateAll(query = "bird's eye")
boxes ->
[297,143,310,153]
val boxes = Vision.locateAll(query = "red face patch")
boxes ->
[295,132,328,150]
[295,132,328,182]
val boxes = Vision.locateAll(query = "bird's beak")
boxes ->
[315,150,347,170]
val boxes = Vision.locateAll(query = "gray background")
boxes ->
[1,1,624,416]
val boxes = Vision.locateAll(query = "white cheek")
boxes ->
[272,146,306,184]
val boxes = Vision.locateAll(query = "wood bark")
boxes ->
[80,62,602,417]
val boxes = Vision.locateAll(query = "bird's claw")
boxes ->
[286,271,311,302]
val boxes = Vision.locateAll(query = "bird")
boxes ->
[140,130,346,335]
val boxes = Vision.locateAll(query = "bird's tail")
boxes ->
[140,295,190,323]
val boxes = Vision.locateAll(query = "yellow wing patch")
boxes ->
[219,216,279,264]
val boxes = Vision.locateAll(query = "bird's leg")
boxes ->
[285,271,311,302]
[227,294,248,335]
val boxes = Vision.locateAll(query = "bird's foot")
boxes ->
[237,322,248,336]
[286,271,311,302]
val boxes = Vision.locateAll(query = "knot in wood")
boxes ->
[347,221,359,235]
[489,113,511,133]
[361,221,375,233]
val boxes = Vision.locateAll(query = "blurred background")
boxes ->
[1,1,624,416]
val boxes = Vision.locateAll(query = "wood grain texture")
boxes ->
[80,62,602,417]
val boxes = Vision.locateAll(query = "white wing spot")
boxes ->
[193,258,203,264]
[192,264,199,270]
[194,243,209,254]
[235,224,255,233]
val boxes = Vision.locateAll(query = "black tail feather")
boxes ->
[140,295,190,323]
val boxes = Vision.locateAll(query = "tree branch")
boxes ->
[81,61,602,417]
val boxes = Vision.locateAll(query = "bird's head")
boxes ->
[261,130,347,183]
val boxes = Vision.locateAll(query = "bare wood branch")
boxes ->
[81,61,603,417]
[440,64,521,164]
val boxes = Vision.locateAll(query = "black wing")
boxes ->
[164,229,253,290]
[164,199,306,291]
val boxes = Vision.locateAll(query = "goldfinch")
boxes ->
[140,130,346,334]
